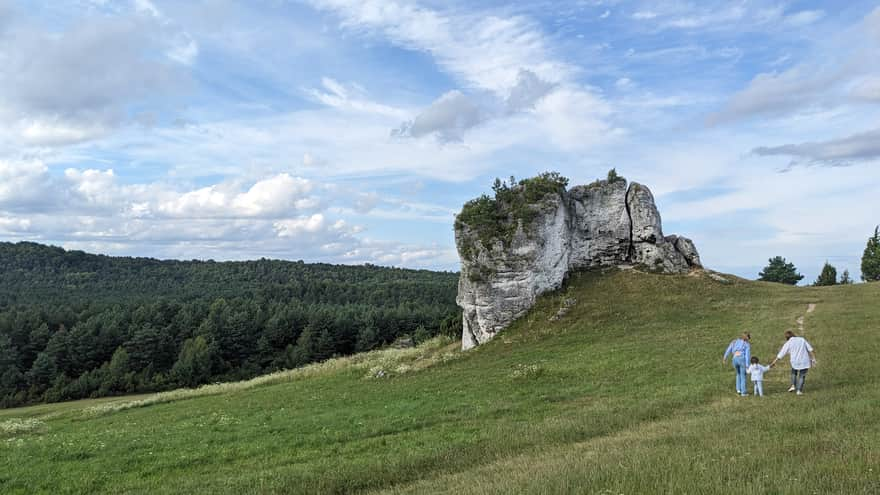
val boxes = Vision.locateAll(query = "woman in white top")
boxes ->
[769,330,816,395]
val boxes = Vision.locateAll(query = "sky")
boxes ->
[0,0,878,282]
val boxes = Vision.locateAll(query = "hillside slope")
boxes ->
[1,269,878,494]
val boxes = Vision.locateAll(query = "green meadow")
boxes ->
[1,269,878,494]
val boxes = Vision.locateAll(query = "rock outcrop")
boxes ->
[455,174,700,350]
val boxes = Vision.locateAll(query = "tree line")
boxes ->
[757,226,880,285]
[0,242,460,407]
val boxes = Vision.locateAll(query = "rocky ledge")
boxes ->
[454,171,701,350]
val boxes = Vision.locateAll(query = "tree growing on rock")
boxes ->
[861,226,880,282]
[813,262,837,286]
[758,256,804,285]
[607,168,625,183]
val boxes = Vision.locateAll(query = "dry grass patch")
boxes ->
[84,336,461,417]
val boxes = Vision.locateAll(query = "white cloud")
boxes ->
[65,168,118,206]
[395,68,557,142]
[167,37,199,65]
[0,160,53,208]
[0,1,195,147]
[614,77,633,90]
[0,161,455,268]
[851,77,880,102]
[711,7,880,124]
[274,213,326,237]
[632,11,658,20]
[393,90,484,141]
[157,174,316,219]
[231,174,314,216]
[133,0,161,18]
[307,77,407,118]
[308,0,572,93]
[784,10,824,27]
[628,3,821,31]
[752,129,880,167]
[20,119,109,146]
[0,217,31,233]
[533,86,619,151]
[505,69,555,113]
[709,67,844,124]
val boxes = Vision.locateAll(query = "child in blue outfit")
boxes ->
[747,356,771,396]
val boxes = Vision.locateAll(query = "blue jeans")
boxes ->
[753,381,764,396]
[733,356,747,394]
[791,368,808,392]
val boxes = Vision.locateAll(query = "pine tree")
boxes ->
[813,261,837,286]
[840,269,853,284]
[171,336,219,388]
[758,256,804,285]
[27,352,57,390]
[861,226,880,282]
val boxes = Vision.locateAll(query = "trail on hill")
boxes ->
[796,303,818,333]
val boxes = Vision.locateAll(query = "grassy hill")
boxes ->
[1,269,878,494]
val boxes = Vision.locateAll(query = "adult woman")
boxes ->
[722,332,751,396]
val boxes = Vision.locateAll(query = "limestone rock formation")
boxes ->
[455,173,701,350]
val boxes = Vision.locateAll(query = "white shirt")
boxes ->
[747,364,770,381]
[776,336,814,370]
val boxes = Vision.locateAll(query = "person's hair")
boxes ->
[742,332,751,341]
[750,356,759,364]
[784,330,795,340]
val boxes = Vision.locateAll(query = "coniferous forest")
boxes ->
[0,242,460,407]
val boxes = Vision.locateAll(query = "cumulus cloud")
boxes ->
[158,174,317,218]
[273,213,327,237]
[0,160,456,268]
[752,129,880,168]
[65,168,118,207]
[0,160,55,211]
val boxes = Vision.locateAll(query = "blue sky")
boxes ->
[1,0,879,283]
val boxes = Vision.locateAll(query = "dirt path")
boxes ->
[797,303,818,332]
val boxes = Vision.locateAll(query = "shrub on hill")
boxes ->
[758,256,804,285]
[813,261,837,286]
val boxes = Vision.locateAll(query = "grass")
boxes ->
[1,269,878,494]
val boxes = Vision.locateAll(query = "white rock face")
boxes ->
[455,178,701,350]
[567,180,631,268]
[456,193,570,349]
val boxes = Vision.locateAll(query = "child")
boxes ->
[747,356,771,397]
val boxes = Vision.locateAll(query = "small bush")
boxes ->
[607,168,625,183]
[510,363,545,380]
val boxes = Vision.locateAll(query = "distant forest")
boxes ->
[0,242,461,407]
